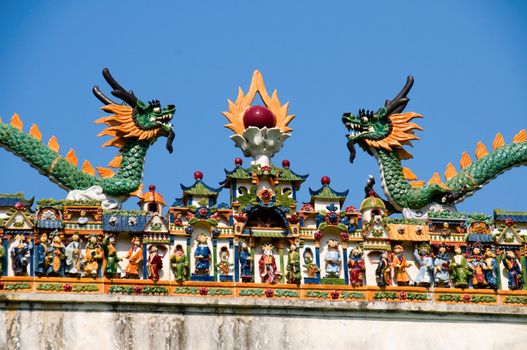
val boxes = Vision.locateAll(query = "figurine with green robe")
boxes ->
[103,235,120,278]
[449,246,471,289]
[170,245,188,282]
[286,243,301,284]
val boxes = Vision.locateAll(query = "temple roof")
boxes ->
[309,183,349,206]
[360,196,386,212]
[181,181,222,197]
[0,193,34,207]
[139,191,166,206]
[494,209,527,223]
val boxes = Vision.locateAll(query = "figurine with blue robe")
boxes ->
[35,233,50,276]
[503,250,524,290]
[483,248,498,290]
[194,233,211,275]
[239,241,253,282]
[324,240,341,278]
[433,245,450,287]
[414,245,433,287]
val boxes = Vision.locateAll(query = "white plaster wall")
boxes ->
[1,295,526,350]
[314,199,340,212]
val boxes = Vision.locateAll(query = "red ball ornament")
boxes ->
[194,171,203,181]
[282,159,290,168]
[321,176,331,185]
[234,157,243,166]
[243,105,276,129]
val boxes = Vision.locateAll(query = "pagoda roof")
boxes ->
[309,185,348,202]
[221,165,308,189]
[360,196,386,212]
[494,209,527,223]
[0,193,34,207]
[181,180,222,197]
[139,191,166,206]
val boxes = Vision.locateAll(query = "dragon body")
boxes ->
[0,68,175,207]
[342,76,527,217]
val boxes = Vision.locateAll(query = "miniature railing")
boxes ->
[2,276,527,306]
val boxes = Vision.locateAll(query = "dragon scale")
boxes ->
[375,142,527,211]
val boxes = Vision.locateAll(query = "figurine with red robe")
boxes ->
[348,246,365,287]
[259,244,279,283]
[148,246,163,282]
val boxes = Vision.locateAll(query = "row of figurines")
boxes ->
[373,244,525,291]
[1,233,525,290]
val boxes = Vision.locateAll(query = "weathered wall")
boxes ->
[1,293,526,350]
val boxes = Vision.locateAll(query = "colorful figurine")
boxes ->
[413,244,434,287]
[194,233,211,275]
[376,252,391,287]
[303,249,319,278]
[147,246,163,282]
[46,232,66,276]
[170,245,188,282]
[324,240,341,278]
[468,246,487,288]
[286,243,301,284]
[0,243,4,275]
[102,235,120,278]
[449,246,471,289]
[216,248,231,275]
[239,241,253,282]
[433,245,450,288]
[34,233,50,276]
[84,234,103,278]
[124,237,143,279]
[392,245,411,286]
[259,244,279,283]
[483,248,498,290]
[10,234,32,276]
[65,233,82,277]
[348,246,365,287]
[502,250,524,291]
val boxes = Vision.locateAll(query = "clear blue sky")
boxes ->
[1,1,526,214]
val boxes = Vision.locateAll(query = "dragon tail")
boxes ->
[403,130,527,202]
[0,114,99,191]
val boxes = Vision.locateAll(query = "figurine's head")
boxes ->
[263,243,274,255]
[132,237,141,246]
[197,233,208,245]
[351,246,362,257]
[93,68,176,153]
[438,245,446,254]
[328,239,339,249]
[40,233,48,243]
[341,76,422,163]
[506,250,516,259]
[150,245,158,253]
[109,236,116,245]
[454,246,462,255]
[71,233,79,242]
[484,247,495,258]
[290,244,297,251]
[393,245,403,254]
[89,234,98,244]
[472,247,481,255]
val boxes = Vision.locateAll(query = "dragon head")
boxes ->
[342,76,422,162]
[93,68,176,153]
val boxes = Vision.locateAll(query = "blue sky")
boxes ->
[1,1,526,214]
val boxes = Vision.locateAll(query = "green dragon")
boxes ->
[0,68,175,207]
[342,76,527,218]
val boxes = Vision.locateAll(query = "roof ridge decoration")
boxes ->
[222,70,295,167]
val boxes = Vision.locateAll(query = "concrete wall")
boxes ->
[1,293,526,350]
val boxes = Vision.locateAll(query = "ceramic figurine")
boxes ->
[391,245,411,286]
[147,246,163,282]
[483,248,498,290]
[102,235,120,278]
[34,233,50,276]
[433,245,450,288]
[216,248,231,275]
[0,244,4,275]
[124,237,143,279]
[502,250,524,290]
[376,252,391,287]
[46,232,66,276]
[84,234,103,278]
[170,245,188,282]
[239,241,253,282]
[348,246,365,287]
[194,233,211,275]
[413,244,434,287]
[259,244,279,283]
[324,240,341,278]
[11,234,32,276]
[303,249,319,278]
[65,233,82,277]
[449,246,471,289]
[286,243,301,284]
[468,246,487,288]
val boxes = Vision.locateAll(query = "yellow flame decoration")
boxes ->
[475,141,488,159]
[65,149,78,167]
[222,70,295,135]
[10,113,23,131]
[492,133,505,150]
[513,129,526,143]
[82,160,95,176]
[29,124,42,141]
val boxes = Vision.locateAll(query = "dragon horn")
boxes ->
[92,86,118,105]
[384,76,414,116]
[102,68,138,107]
